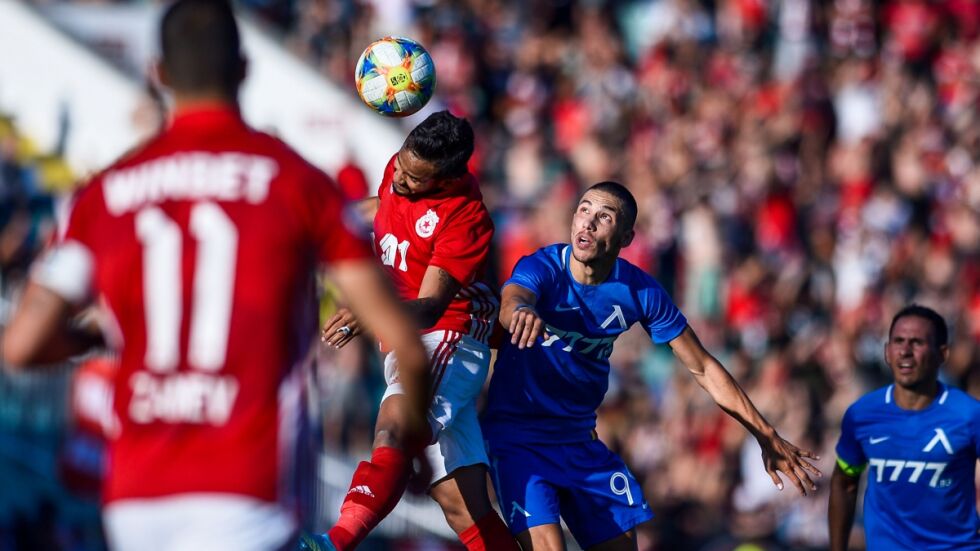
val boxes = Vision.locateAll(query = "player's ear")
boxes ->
[620,228,635,248]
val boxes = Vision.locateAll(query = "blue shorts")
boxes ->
[485,437,652,548]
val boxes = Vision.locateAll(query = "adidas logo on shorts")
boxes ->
[347,485,375,498]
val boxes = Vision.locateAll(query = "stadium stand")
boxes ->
[0,112,106,550]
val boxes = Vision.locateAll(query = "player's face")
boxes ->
[885,316,947,390]
[392,149,440,197]
[570,190,634,265]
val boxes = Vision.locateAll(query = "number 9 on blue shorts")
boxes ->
[486,438,652,548]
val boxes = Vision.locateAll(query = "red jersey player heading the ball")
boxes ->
[309,111,518,551]
[1,1,430,550]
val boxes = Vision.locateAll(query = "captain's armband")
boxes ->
[836,457,866,477]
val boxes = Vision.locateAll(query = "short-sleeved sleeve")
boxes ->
[637,272,687,343]
[62,181,99,246]
[32,183,99,304]
[836,404,867,475]
[503,250,558,300]
[428,199,493,286]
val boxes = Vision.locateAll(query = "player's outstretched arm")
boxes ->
[329,258,431,438]
[668,325,822,495]
[2,282,101,369]
[828,463,860,551]
[500,283,544,349]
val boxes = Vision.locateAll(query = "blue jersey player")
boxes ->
[482,181,821,551]
[830,305,980,551]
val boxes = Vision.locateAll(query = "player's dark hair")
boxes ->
[586,181,638,230]
[160,0,243,97]
[889,304,948,346]
[403,111,474,180]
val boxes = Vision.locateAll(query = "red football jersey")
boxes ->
[374,155,497,344]
[42,106,373,505]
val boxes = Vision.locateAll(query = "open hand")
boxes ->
[509,305,545,349]
[321,308,361,349]
[758,433,822,496]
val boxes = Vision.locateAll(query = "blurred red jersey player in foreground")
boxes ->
[1,1,429,550]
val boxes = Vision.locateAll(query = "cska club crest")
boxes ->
[415,209,440,238]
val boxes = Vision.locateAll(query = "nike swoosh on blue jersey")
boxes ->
[869,436,890,444]
[555,304,580,311]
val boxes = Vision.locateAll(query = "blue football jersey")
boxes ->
[482,244,687,444]
[836,383,980,550]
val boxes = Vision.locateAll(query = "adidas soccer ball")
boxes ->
[355,37,436,117]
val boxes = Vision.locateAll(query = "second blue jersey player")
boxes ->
[481,181,821,551]
[829,305,980,551]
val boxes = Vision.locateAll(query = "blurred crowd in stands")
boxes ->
[0,117,105,550]
[3,0,980,550]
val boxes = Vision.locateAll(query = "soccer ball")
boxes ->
[354,36,436,117]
